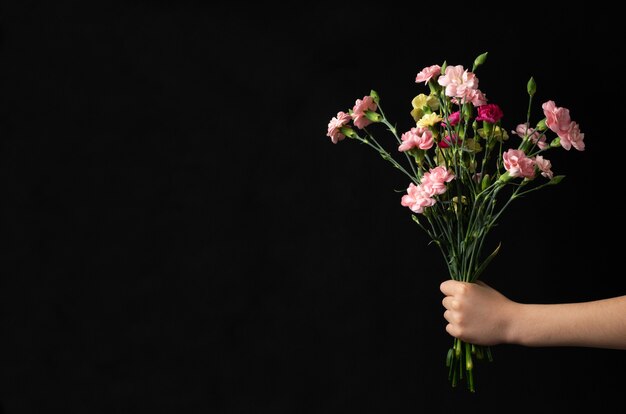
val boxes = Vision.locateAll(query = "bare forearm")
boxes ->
[508,296,626,350]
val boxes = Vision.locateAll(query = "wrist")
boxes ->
[501,301,525,345]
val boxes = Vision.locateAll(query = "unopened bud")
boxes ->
[536,119,547,131]
[481,174,491,191]
[550,137,561,148]
[549,175,565,185]
[472,52,488,71]
[527,77,536,96]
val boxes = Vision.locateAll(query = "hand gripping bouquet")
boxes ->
[324,53,584,391]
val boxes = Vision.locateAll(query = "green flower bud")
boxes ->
[550,137,561,148]
[527,76,536,96]
[472,52,488,71]
[536,118,547,131]
[549,175,565,185]
[441,61,448,76]
[481,174,490,191]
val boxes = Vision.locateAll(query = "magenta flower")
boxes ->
[326,111,352,144]
[534,155,554,179]
[438,134,461,148]
[415,65,441,85]
[398,127,434,152]
[351,96,378,129]
[476,104,503,123]
[502,149,535,178]
[441,111,461,127]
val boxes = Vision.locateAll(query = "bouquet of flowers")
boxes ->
[324,52,585,391]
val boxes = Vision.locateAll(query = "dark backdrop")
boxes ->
[1,3,624,413]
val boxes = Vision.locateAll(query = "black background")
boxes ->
[1,2,625,413]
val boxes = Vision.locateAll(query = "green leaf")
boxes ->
[473,242,501,281]
[527,76,536,96]
[549,175,565,185]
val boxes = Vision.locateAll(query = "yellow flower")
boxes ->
[417,113,443,128]
[465,139,483,153]
[411,94,440,122]
[477,126,509,141]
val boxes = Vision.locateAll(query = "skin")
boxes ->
[440,280,626,350]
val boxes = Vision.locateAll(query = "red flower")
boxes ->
[476,104,503,123]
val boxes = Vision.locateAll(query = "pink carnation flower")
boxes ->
[541,100,585,151]
[351,96,378,129]
[467,89,487,106]
[542,100,571,136]
[421,166,455,196]
[503,149,535,179]
[326,111,352,144]
[437,65,479,101]
[401,183,436,214]
[398,127,434,152]
[476,104,503,123]
[512,124,547,150]
[563,121,585,151]
[415,65,441,84]
[534,155,554,179]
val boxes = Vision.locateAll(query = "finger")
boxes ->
[476,280,490,288]
[440,280,466,296]
[443,310,453,322]
[445,323,459,338]
[442,296,457,310]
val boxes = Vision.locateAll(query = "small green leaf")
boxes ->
[370,89,380,104]
[473,242,501,281]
